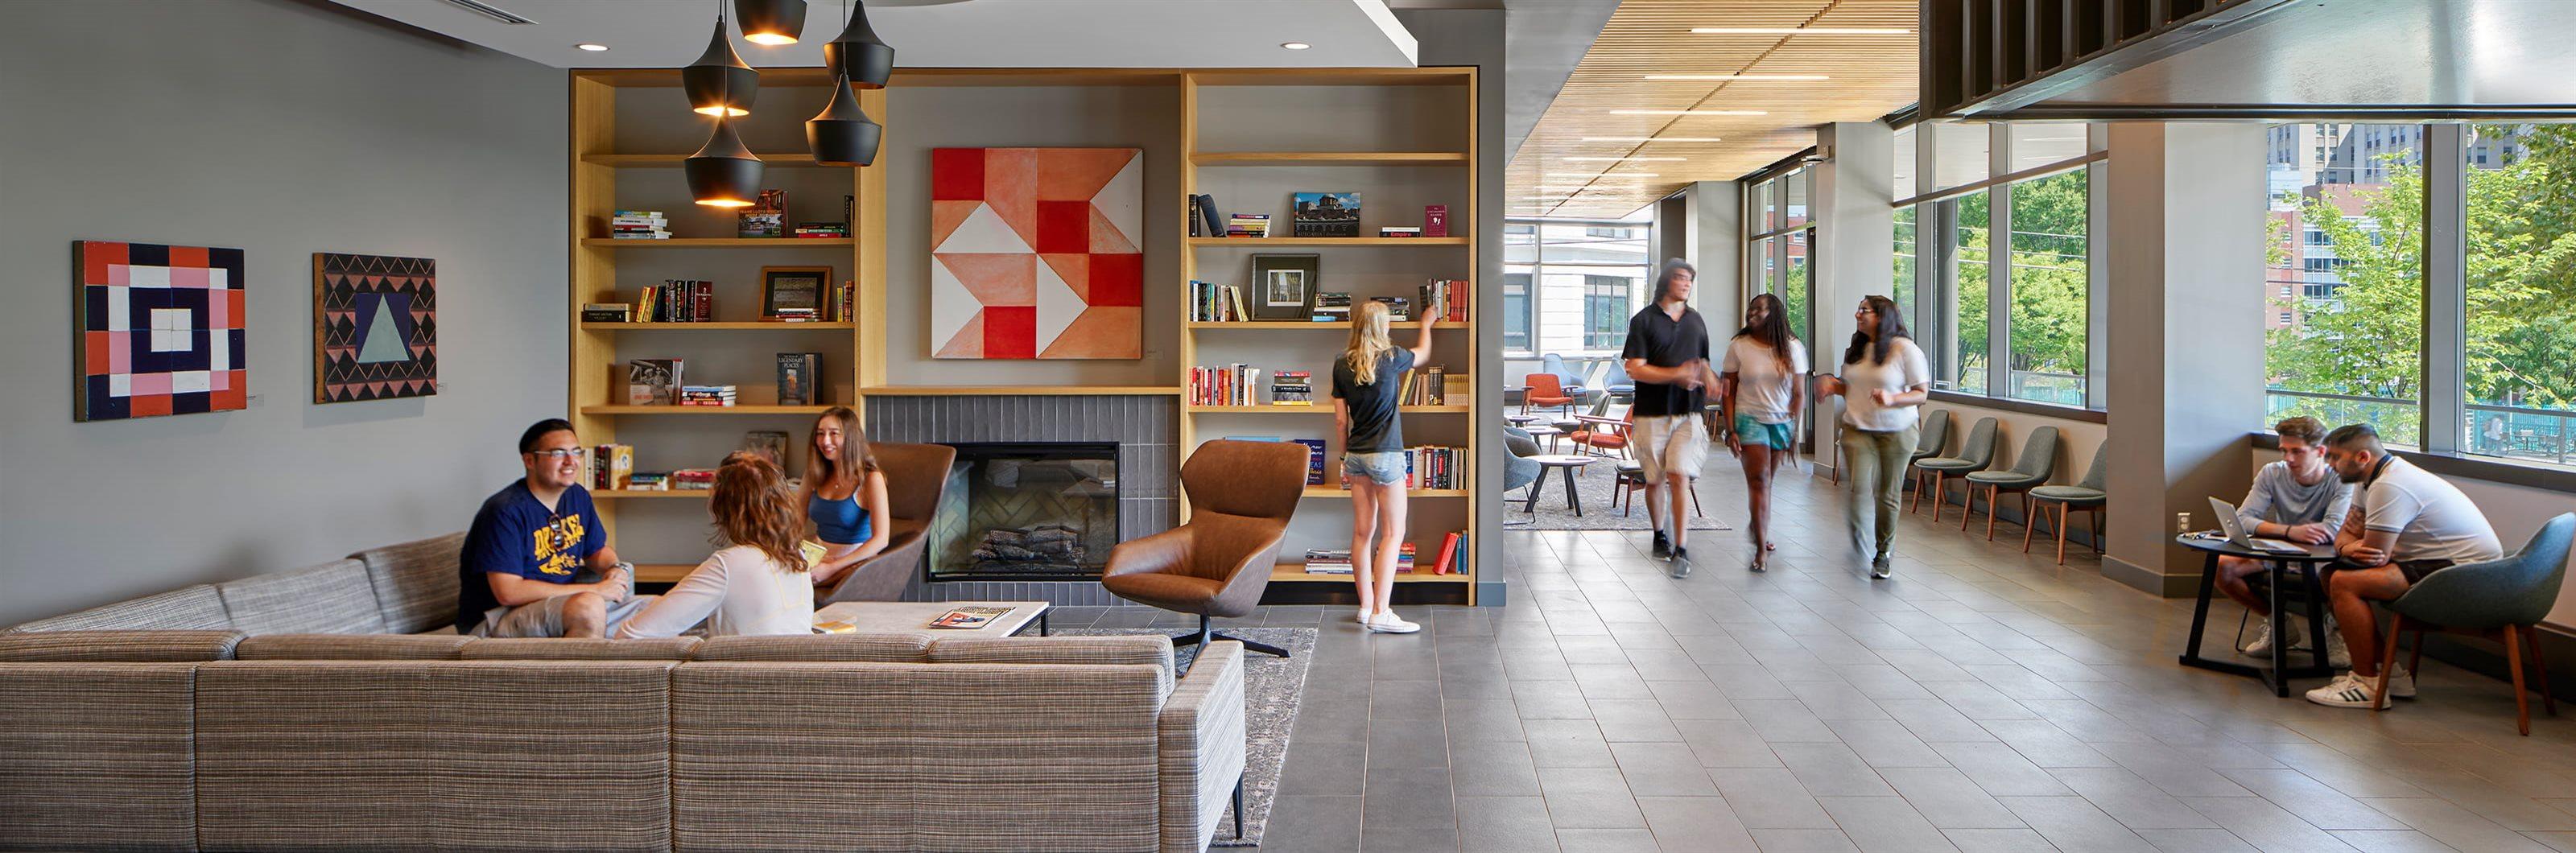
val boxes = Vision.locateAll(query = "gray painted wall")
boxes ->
[0,0,567,626]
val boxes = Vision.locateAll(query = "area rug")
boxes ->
[1057,626,1315,847]
[1511,457,1736,532]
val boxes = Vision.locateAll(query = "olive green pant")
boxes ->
[1840,424,1921,558]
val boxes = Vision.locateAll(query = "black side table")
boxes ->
[2175,534,2342,697]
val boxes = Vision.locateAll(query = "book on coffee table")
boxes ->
[928,606,1016,629]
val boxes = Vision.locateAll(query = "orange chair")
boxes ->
[1568,410,1633,459]
[1521,373,1573,416]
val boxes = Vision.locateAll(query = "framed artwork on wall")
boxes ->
[761,266,832,319]
[72,241,249,421]
[1252,253,1321,321]
[927,146,1143,359]
[315,253,438,403]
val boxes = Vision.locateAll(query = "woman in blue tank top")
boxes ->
[797,406,890,589]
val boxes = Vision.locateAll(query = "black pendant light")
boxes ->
[821,0,894,89]
[807,74,882,167]
[735,0,809,46]
[682,11,757,117]
[686,114,764,208]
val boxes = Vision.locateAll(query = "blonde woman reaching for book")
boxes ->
[618,453,815,638]
[1334,300,1435,634]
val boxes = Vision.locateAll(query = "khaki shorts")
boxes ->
[474,592,655,638]
[1630,414,1710,482]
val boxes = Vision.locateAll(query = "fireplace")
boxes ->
[927,442,1121,581]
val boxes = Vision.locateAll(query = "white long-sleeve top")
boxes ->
[615,545,814,639]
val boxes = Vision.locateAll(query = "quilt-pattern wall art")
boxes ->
[928,147,1142,359]
[314,253,438,402]
[72,241,249,422]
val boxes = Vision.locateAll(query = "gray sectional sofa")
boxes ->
[0,534,1247,853]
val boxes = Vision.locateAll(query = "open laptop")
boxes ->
[2208,497,2314,554]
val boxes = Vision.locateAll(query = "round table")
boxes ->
[1521,424,1566,454]
[1525,454,1596,517]
[2174,534,2341,697]
[1505,414,1542,427]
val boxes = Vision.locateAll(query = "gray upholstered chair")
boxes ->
[1503,427,1542,525]
[1963,426,2059,539]
[1833,407,1949,486]
[2025,443,2108,564]
[2375,513,2576,735]
[1911,416,1997,522]
[815,442,958,605]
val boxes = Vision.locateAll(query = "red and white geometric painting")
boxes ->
[928,147,1142,359]
[72,241,249,422]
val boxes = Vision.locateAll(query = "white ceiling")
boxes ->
[329,0,1418,69]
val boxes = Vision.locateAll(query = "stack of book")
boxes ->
[625,472,669,492]
[612,210,671,240]
[792,221,849,239]
[1189,365,1261,406]
[1310,292,1352,323]
[671,468,718,491]
[1270,371,1314,406]
[1371,296,1412,321]
[1189,280,1249,322]
[589,444,634,490]
[679,385,738,406]
[1302,550,1352,575]
[1379,227,1422,238]
[1226,213,1271,238]
[1398,365,1447,406]
[581,303,634,323]
[1394,542,1418,574]
[627,358,683,405]
[1418,278,1471,323]
[637,281,714,322]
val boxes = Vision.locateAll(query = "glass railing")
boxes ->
[2008,370,2086,406]
[2265,389,2421,447]
[2466,402,2576,468]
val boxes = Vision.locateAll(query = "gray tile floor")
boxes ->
[1061,468,2576,851]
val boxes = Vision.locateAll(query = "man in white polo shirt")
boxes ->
[2307,423,2504,708]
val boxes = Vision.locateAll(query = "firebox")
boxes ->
[927,442,1120,581]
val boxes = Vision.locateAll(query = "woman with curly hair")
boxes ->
[616,452,815,638]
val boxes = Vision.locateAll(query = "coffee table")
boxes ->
[1521,424,1565,454]
[814,600,1051,637]
[1526,454,1596,517]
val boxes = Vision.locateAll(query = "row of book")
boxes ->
[612,210,671,240]
[1188,280,1249,322]
[790,222,849,238]
[625,354,823,406]
[586,433,793,492]
[638,281,715,323]
[1379,445,1463,490]
[1189,364,1262,406]
[1299,532,1468,575]
[1418,279,1471,323]
[1397,365,1448,406]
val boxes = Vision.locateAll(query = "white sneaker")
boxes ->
[2384,661,2416,698]
[2325,627,2351,670]
[1355,608,1371,625]
[2241,618,2278,657]
[1365,612,1422,634]
[2306,671,2382,708]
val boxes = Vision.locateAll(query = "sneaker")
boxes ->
[2384,661,2416,698]
[1365,612,1422,634]
[1670,546,1691,578]
[1355,608,1371,625]
[2240,618,2278,657]
[1652,531,1672,560]
[2306,671,2382,708]
[2325,627,2351,670]
[1870,554,1893,579]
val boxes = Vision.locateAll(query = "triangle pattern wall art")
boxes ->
[314,253,438,403]
[72,241,250,422]
[929,147,1142,359]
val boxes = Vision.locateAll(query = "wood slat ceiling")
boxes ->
[1509,0,1918,218]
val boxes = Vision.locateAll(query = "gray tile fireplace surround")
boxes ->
[865,394,1176,606]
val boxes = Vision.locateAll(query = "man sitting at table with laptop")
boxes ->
[2306,422,2504,709]
[2209,417,2355,663]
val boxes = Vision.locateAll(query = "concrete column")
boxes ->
[1812,122,1896,452]
[1684,180,1742,323]
[2102,122,2268,595]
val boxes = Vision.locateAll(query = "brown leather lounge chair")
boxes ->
[816,442,957,604]
[1102,439,1308,661]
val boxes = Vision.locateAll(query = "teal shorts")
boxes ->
[1733,414,1794,450]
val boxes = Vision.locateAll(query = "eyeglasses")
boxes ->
[529,449,584,461]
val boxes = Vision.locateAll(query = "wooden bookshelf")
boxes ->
[861,385,1183,397]
[580,152,822,167]
[580,237,854,248]
[1178,68,1482,604]
[581,322,857,331]
[580,405,835,416]
[592,490,708,500]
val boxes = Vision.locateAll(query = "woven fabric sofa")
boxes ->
[0,534,1246,853]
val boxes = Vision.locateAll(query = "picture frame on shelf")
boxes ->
[760,266,832,320]
[1252,253,1319,321]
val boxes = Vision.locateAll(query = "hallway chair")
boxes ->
[2025,442,2108,564]
[1912,416,1998,523]
[815,442,958,604]
[2375,513,2576,735]
[1101,439,1309,664]
[1963,426,2059,539]
[1503,426,1542,525]
[1521,373,1574,417]
[1833,406,1949,487]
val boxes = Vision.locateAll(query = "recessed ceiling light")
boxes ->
[1610,109,1767,116]
[1564,156,1685,162]
[1642,73,1827,81]
[1583,136,1724,143]
[1281,42,1312,50]
[576,43,611,52]
[1689,27,1913,35]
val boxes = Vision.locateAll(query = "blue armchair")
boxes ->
[2375,513,2576,734]
[1502,427,1542,525]
[1538,353,1585,397]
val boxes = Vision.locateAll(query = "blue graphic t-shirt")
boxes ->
[456,479,605,633]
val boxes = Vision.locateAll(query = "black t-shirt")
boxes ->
[1620,303,1711,417]
[1332,348,1418,453]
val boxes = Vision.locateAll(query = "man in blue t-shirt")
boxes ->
[456,418,643,637]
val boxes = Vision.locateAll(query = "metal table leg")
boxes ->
[1563,465,1583,517]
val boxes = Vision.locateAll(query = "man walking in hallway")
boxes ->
[1620,258,1719,576]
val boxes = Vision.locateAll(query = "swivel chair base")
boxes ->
[1171,613,1290,659]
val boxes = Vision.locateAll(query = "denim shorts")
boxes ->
[1343,451,1408,486]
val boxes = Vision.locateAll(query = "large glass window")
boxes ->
[2263,123,2424,445]
[1893,204,1918,320]
[1583,275,1631,350]
[2462,123,2573,465]
[1745,166,1816,353]
[1503,217,1650,357]
[2006,168,2088,405]
[1951,190,1992,394]
[1502,272,1532,352]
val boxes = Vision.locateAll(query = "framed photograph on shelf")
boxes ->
[1251,253,1320,321]
[760,266,832,320]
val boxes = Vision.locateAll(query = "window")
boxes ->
[1894,204,1918,321]
[1583,275,1631,349]
[2263,123,2423,446]
[1502,272,1532,352]
[2281,311,2294,324]
[1893,121,2103,409]
[1952,190,1992,394]
[1745,167,1816,354]
[2463,122,2574,465]
[2006,167,2088,405]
